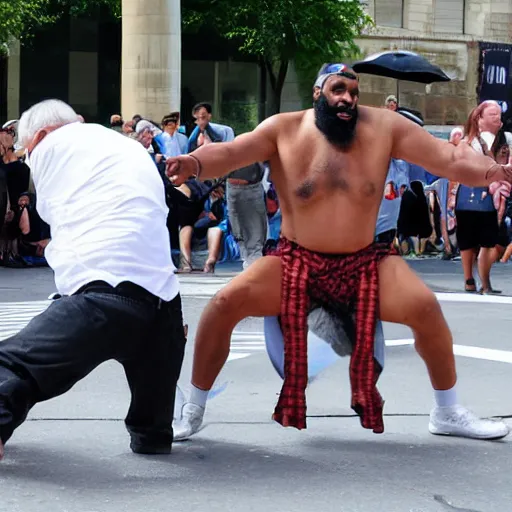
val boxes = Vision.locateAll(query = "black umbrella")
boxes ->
[352,50,451,84]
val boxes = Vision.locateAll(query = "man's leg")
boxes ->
[205,227,223,271]
[121,294,187,454]
[243,185,268,267]
[227,186,249,267]
[501,242,512,263]
[19,208,30,235]
[178,226,193,271]
[0,294,115,456]
[478,247,500,294]
[173,256,282,440]
[228,183,268,269]
[378,255,509,439]
[460,248,477,291]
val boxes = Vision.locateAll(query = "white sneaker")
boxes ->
[429,405,510,440]
[173,403,205,442]
[173,385,186,422]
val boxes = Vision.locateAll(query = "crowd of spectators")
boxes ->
[0,121,50,267]
[2,97,511,290]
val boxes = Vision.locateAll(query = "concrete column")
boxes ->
[7,39,21,120]
[121,0,181,121]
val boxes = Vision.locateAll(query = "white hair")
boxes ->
[17,99,79,147]
[135,119,162,136]
[481,100,500,108]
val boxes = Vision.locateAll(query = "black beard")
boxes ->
[314,93,358,148]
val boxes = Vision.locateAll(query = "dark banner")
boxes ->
[478,42,512,124]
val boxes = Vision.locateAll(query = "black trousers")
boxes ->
[0,281,186,454]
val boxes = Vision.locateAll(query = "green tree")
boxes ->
[0,0,120,52]
[53,0,120,17]
[0,0,55,51]
[183,0,372,114]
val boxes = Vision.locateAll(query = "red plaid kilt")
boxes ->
[268,238,392,434]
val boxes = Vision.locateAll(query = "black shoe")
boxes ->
[465,278,477,293]
[130,442,172,455]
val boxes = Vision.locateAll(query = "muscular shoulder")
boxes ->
[257,110,307,131]
[357,105,393,127]
[250,110,308,145]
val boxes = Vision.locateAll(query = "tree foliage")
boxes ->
[183,0,373,113]
[0,0,56,52]
[0,0,120,52]
[1,0,371,114]
[54,0,120,17]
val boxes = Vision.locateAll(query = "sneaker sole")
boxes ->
[429,423,510,440]
[172,423,206,442]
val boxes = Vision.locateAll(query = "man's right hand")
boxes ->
[166,155,198,186]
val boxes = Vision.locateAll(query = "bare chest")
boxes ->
[281,147,383,204]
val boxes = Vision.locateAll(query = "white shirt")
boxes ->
[478,131,495,153]
[29,122,178,301]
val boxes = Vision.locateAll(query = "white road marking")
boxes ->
[2,292,512,365]
[435,292,512,305]
[454,344,512,364]
[377,338,512,364]
[385,339,415,347]
[227,353,251,362]
[0,302,267,363]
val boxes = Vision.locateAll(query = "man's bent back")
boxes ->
[0,100,186,460]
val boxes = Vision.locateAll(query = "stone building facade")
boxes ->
[355,0,512,124]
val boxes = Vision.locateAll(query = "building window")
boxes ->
[374,0,404,28]
[434,0,464,34]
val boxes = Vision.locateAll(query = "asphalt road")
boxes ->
[0,260,511,512]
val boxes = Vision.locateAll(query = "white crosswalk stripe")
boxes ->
[0,301,49,341]
[2,302,512,366]
[0,277,233,342]
[0,301,266,363]
[228,332,266,361]
[178,276,231,298]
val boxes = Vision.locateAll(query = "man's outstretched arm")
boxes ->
[390,112,512,186]
[167,116,279,184]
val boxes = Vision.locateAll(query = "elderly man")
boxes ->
[0,99,186,460]
[168,63,511,442]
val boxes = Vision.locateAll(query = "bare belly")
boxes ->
[280,201,379,254]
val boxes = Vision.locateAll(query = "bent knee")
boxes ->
[406,291,443,329]
[209,274,280,320]
[210,287,242,312]
[209,282,253,321]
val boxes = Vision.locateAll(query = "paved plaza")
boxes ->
[0,260,511,512]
